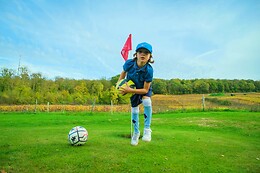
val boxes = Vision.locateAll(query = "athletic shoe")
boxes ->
[131,133,140,146]
[142,128,152,142]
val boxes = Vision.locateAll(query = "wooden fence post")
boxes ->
[110,100,113,114]
[47,102,49,113]
[202,94,205,111]
[91,98,96,113]
[34,99,37,113]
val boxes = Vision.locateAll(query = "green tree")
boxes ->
[167,79,183,94]
[254,81,260,92]
[31,73,44,93]
[110,75,120,86]
[208,79,218,93]
[216,79,224,93]
[193,80,209,94]
[182,80,193,94]
[0,68,15,91]
[100,78,112,91]
[109,86,119,104]
[87,81,104,103]
[152,79,167,94]
[72,81,89,104]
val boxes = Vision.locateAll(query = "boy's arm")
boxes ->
[121,81,151,95]
[118,71,126,82]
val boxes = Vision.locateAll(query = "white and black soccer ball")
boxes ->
[68,126,88,146]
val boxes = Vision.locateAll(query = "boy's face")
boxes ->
[136,48,151,64]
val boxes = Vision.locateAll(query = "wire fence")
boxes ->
[0,93,259,113]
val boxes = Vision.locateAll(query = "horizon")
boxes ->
[1,64,259,81]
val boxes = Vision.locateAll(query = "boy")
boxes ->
[118,42,154,146]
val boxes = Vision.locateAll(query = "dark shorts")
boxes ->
[130,87,152,107]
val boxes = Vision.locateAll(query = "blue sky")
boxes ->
[0,0,259,80]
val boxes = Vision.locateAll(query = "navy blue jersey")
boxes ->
[123,59,153,88]
[123,59,153,107]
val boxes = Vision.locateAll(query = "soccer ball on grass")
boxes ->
[68,126,88,146]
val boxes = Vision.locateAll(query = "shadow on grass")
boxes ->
[118,133,143,139]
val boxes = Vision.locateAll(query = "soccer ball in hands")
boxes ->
[116,79,136,96]
[68,126,88,146]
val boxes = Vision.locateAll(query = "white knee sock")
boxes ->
[143,98,152,129]
[131,106,140,134]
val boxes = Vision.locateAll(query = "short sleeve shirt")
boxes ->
[123,59,153,107]
[123,59,153,89]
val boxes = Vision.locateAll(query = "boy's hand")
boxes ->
[119,82,131,95]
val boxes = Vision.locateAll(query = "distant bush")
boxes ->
[205,98,232,106]
[209,93,225,96]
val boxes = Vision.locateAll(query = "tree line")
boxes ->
[0,67,259,105]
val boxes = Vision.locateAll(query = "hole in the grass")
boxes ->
[119,134,143,139]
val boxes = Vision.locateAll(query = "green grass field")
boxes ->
[0,111,259,173]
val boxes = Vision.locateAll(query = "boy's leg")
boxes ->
[143,97,152,129]
[131,106,140,134]
[142,97,152,142]
[131,106,140,146]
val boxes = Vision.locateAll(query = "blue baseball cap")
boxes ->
[136,42,152,53]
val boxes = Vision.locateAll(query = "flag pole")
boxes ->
[130,34,133,59]
[120,34,133,139]
[129,34,133,139]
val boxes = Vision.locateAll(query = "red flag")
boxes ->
[121,34,132,61]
